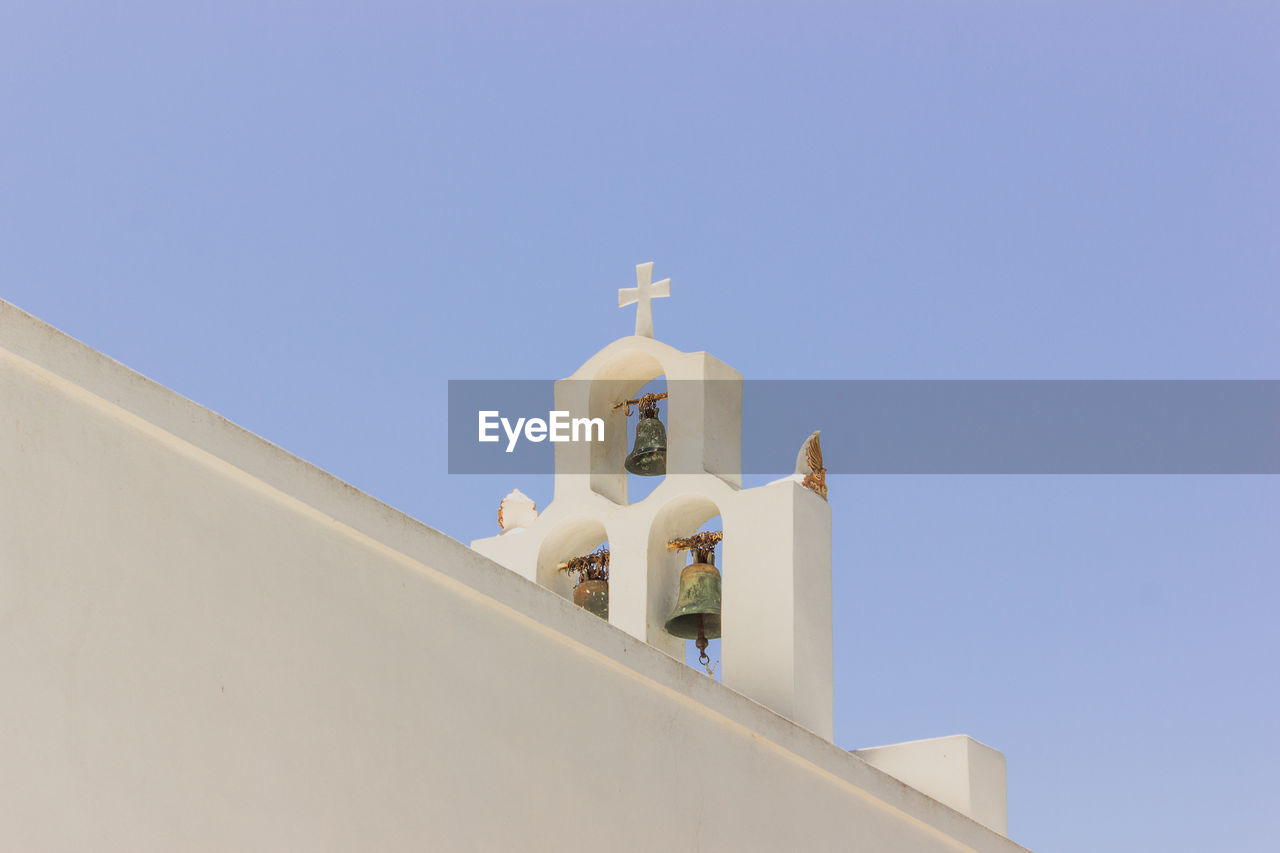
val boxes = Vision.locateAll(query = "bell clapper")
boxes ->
[694,614,718,676]
[695,614,709,665]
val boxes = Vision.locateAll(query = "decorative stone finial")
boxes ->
[796,431,827,500]
[617,262,670,338]
[498,489,537,531]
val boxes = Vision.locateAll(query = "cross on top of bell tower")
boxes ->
[617,261,671,338]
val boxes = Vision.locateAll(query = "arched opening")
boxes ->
[647,495,724,680]
[536,518,610,616]
[586,350,669,505]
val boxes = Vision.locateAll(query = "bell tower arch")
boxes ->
[470,263,833,739]
[553,336,743,505]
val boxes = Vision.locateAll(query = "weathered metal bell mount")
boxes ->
[624,412,667,477]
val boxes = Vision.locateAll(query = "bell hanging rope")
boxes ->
[664,530,724,674]
[614,392,668,477]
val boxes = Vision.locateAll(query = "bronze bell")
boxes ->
[624,410,667,476]
[559,547,610,621]
[663,550,722,640]
[572,578,609,621]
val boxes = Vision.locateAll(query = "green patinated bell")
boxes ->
[573,579,609,621]
[624,413,667,476]
[663,555,722,639]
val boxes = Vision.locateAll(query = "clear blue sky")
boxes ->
[3,3,1277,850]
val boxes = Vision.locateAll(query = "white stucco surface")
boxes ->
[0,300,1027,851]
[856,735,1009,836]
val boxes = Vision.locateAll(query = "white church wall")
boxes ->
[0,300,1024,851]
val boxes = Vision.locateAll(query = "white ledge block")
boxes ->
[854,735,1008,836]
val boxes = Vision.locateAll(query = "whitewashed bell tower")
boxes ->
[471,263,834,739]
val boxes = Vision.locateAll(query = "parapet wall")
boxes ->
[0,300,1024,852]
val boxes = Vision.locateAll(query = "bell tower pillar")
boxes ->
[722,479,833,738]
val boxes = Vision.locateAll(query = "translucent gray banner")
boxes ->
[447,380,1280,474]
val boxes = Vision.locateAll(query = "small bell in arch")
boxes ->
[615,392,668,477]
[558,546,610,621]
[664,530,724,673]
